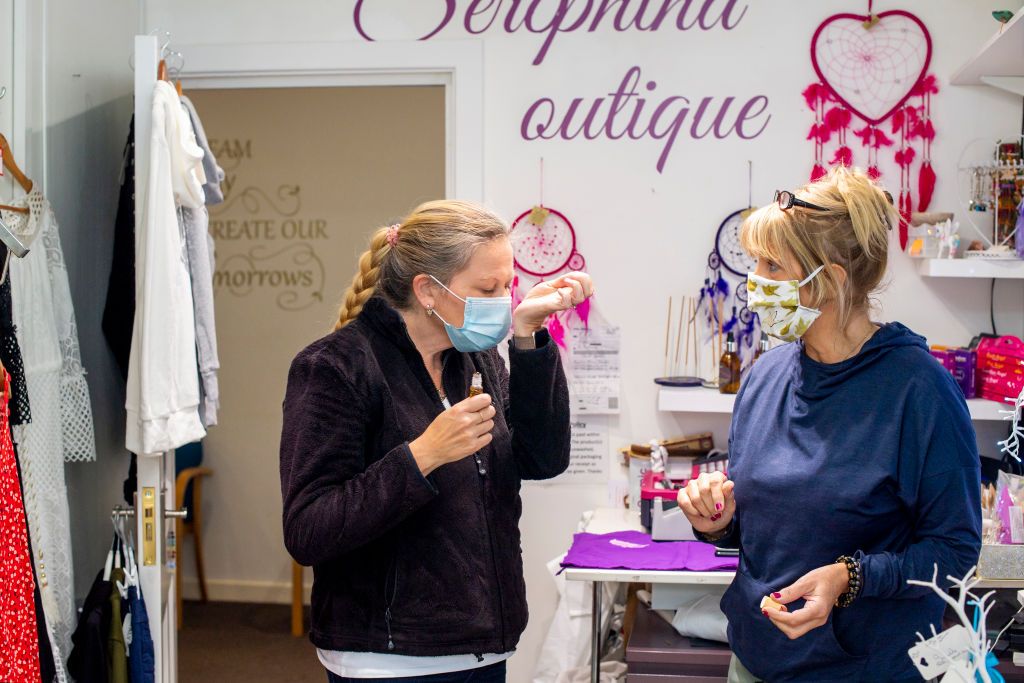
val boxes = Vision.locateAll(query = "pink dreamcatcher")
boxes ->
[804,1,938,249]
[510,204,589,349]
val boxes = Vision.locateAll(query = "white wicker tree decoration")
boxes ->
[999,386,1024,463]
[906,565,998,683]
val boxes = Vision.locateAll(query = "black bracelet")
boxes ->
[694,521,734,544]
[834,555,862,608]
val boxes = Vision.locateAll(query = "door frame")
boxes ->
[178,40,484,202]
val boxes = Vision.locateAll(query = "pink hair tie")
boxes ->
[386,224,401,247]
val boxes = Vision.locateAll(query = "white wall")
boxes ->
[34,0,1024,680]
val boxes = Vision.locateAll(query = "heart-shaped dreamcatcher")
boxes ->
[805,1,937,249]
[510,204,589,349]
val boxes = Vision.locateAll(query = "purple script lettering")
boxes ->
[521,66,771,173]
[353,1,750,65]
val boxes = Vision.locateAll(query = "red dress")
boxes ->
[0,371,41,682]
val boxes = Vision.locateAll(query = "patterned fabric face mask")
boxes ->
[746,266,825,342]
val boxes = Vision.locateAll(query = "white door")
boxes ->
[134,453,180,682]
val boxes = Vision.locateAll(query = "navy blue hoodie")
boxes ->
[719,322,981,682]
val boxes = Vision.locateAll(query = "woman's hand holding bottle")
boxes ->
[409,394,495,476]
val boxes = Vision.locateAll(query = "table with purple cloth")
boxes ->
[560,512,737,683]
[562,529,739,573]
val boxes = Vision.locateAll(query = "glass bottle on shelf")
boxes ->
[719,333,741,395]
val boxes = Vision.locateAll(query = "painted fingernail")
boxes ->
[761,610,769,617]
[771,592,782,599]
[715,503,723,511]
[711,514,721,521]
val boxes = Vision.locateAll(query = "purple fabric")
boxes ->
[561,530,739,572]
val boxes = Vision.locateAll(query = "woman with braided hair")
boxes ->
[280,200,594,682]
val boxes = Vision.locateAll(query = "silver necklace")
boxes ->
[842,325,878,361]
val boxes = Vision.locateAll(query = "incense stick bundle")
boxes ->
[673,297,685,375]
[683,297,693,374]
[663,297,672,376]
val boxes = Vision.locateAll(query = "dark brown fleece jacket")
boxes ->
[280,296,570,656]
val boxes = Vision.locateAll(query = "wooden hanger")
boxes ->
[156,59,183,96]
[0,134,32,215]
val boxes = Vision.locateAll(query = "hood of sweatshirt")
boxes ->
[792,322,927,401]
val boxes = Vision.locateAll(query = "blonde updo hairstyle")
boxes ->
[740,166,897,330]
[335,200,509,330]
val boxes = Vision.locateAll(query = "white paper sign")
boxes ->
[551,416,609,484]
[940,661,974,683]
[908,625,973,680]
[568,324,621,415]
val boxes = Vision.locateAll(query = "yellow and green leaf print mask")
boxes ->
[746,266,825,343]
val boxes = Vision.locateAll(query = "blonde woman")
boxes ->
[679,168,981,682]
[280,201,593,683]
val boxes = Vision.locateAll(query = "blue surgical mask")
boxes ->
[429,275,512,352]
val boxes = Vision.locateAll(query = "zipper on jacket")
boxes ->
[474,443,507,651]
[466,361,507,650]
[384,552,399,650]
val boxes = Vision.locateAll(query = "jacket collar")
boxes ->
[358,295,470,402]
[359,295,463,366]
[358,295,419,352]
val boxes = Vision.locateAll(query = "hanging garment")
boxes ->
[177,100,221,428]
[0,371,43,683]
[107,568,128,683]
[15,441,59,683]
[102,124,135,381]
[180,95,225,206]
[41,203,97,463]
[31,566,57,683]
[126,584,155,683]
[66,570,112,683]
[4,189,96,680]
[125,81,206,455]
[0,245,32,426]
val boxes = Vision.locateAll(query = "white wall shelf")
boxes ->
[916,258,1024,279]
[658,386,1013,422]
[657,386,736,414]
[951,5,1024,96]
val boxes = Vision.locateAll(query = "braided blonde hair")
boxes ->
[335,200,509,330]
[740,166,896,330]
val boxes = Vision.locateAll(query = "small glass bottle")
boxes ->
[719,333,741,395]
[468,372,484,397]
[753,332,770,363]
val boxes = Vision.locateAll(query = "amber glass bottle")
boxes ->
[468,372,484,397]
[719,333,741,395]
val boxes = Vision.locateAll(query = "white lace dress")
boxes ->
[3,188,97,681]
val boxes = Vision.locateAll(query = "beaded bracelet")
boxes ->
[834,555,862,608]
